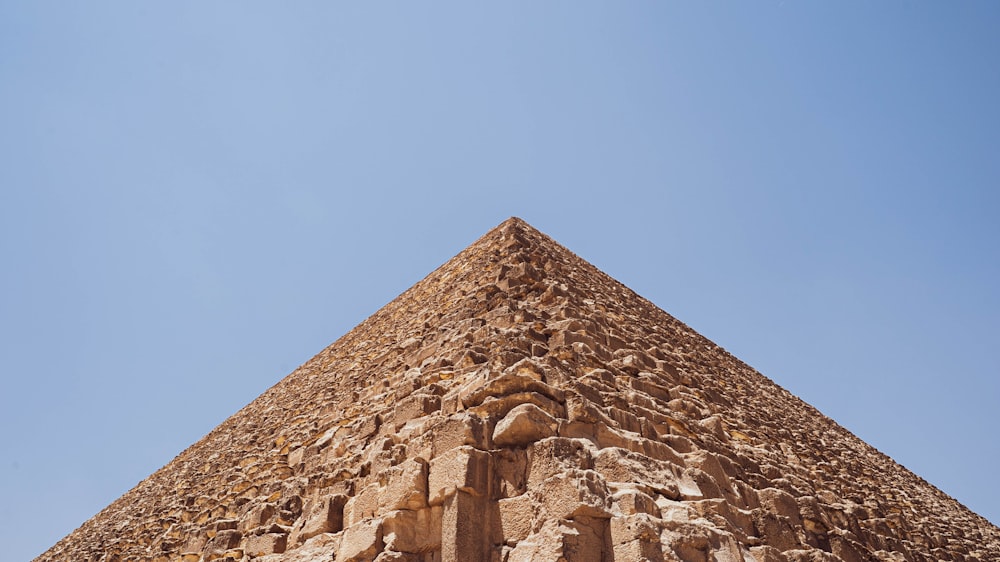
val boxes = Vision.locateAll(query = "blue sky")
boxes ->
[2,3,998,559]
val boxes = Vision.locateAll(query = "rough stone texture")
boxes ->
[35,217,1000,561]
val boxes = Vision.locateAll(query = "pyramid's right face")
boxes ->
[36,219,1000,562]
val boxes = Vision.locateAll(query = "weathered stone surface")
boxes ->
[382,507,442,553]
[288,494,347,545]
[526,436,594,487]
[428,446,491,505]
[244,532,287,556]
[338,518,384,562]
[379,457,428,512]
[35,218,1000,562]
[492,402,558,447]
[442,491,489,562]
[534,468,612,519]
[497,494,534,544]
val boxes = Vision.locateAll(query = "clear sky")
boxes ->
[2,3,998,560]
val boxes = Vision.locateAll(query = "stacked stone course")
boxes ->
[37,218,999,561]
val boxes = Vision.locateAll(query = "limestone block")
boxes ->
[685,450,733,493]
[469,391,565,421]
[290,494,347,545]
[535,469,611,520]
[493,447,528,498]
[607,406,644,434]
[689,499,755,540]
[507,518,608,562]
[750,545,789,562]
[662,523,745,562]
[492,403,557,447]
[372,551,423,562]
[565,391,607,424]
[758,487,804,527]
[610,513,661,546]
[463,373,566,409]
[345,483,381,527]
[380,457,429,512]
[338,518,385,562]
[684,466,726,501]
[203,529,242,556]
[497,494,535,544]
[613,538,664,562]
[784,549,841,562]
[428,446,491,505]
[288,446,306,468]
[244,533,287,556]
[829,533,870,562]
[526,436,594,488]
[662,434,695,454]
[382,507,443,553]
[430,412,487,454]
[593,447,682,500]
[563,516,613,562]
[610,487,660,517]
[180,533,207,554]
[394,394,442,427]
[504,356,547,380]
[754,512,802,552]
[442,491,490,562]
[699,415,730,441]
[239,502,276,533]
[630,376,672,403]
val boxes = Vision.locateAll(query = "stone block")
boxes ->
[379,457,429,511]
[759,487,804,526]
[462,373,566,408]
[492,403,557,447]
[593,447,682,500]
[610,487,660,517]
[630,376,672,403]
[613,538,664,561]
[526,437,594,488]
[497,494,534,544]
[609,513,661,546]
[469,391,565,421]
[749,545,789,562]
[239,502,276,533]
[689,499,754,540]
[442,491,490,562]
[290,494,347,545]
[493,447,528,498]
[535,469,611,520]
[507,518,609,562]
[338,518,384,562]
[373,551,424,562]
[430,412,487,454]
[686,450,734,493]
[203,529,242,556]
[244,533,287,556]
[562,516,612,562]
[394,394,442,427]
[345,483,381,527]
[428,446,491,505]
[382,507,443,553]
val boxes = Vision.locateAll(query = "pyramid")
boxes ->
[38,218,999,562]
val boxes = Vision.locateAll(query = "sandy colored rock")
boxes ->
[492,402,557,447]
[34,218,1000,562]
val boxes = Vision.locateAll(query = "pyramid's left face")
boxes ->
[38,218,623,562]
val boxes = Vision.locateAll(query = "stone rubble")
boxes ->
[36,217,1000,562]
